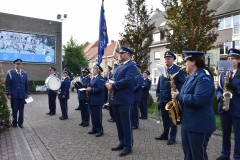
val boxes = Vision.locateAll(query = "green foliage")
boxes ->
[120,0,155,72]
[28,80,45,93]
[162,0,219,54]
[63,37,89,75]
[0,63,11,132]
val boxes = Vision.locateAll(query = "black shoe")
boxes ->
[167,140,176,145]
[155,136,168,140]
[46,112,51,115]
[18,124,23,128]
[79,123,83,126]
[88,131,97,134]
[132,126,138,130]
[82,124,89,127]
[12,124,18,128]
[95,133,103,137]
[139,116,144,119]
[59,116,68,120]
[119,149,132,157]
[111,145,124,151]
[216,156,230,160]
[75,107,81,110]
[49,113,56,116]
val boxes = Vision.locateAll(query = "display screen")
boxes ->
[0,30,55,63]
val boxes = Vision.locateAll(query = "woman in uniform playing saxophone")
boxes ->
[172,51,216,160]
[216,48,240,160]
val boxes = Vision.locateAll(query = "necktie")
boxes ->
[229,71,233,79]
[17,70,21,79]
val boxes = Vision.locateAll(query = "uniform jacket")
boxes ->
[177,68,216,133]
[112,60,138,106]
[142,78,151,99]
[5,69,28,99]
[156,64,186,104]
[77,75,91,100]
[216,71,240,117]
[134,72,144,102]
[48,73,58,96]
[58,76,71,100]
[88,75,105,106]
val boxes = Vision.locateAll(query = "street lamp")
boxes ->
[57,14,67,78]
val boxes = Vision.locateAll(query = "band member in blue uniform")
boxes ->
[86,64,105,137]
[172,51,216,160]
[5,59,29,128]
[216,48,240,160]
[46,66,58,116]
[132,64,144,129]
[58,68,71,120]
[155,51,186,145]
[78,67,91,127]
[105,46,138,157]
[139,70,151,120]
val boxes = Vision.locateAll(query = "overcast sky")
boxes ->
[0,0,164,45]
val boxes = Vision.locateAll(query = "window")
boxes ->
[153,33,160,42]
[218,19,224,30]
[233,15,240,35]
[225,17,232,28]
[154,52,160,60]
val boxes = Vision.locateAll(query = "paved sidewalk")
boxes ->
[0,92,233,160]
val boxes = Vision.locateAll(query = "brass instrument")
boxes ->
[222,71,232,111]
[165,68,185,126]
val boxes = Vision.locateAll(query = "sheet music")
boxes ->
[25,97,34,104]
[156,64,167,78]
[79,88,86,91]
[218,60,233,71]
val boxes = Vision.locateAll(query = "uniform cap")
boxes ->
[49,66,56,71]
[183,50,205,61]
[94,64,103,72]
[227,48,240,57]
[63,68,71,75]
[81,67,90,73]
[164,51,176,60]
[143,70,150,75]
[118,46,133,55]
[14,59,23,64]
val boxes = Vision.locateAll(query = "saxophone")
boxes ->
[222,71,233,111]
[165,68,184,126]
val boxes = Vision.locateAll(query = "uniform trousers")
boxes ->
[12,98,25,125]
[90,105,103,133]
[131,101,139,127]
[139,98,148,118]
[220,112,240,159]
[59,99,68,118]
[181,128,211,160]
[80,100,89,125]
[113,105,133,150]
[48,94,57,114]
[159,103,177,141]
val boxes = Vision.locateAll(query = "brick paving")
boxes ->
[0,92,234,160]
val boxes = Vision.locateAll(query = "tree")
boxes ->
[120,0,155,71]
[63,37,89,75]
[162,0,219,54]
[0,62,11,132]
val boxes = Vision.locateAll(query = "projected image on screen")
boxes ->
[0,30,55,63]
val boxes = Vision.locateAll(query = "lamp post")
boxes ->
[57,14,67,78]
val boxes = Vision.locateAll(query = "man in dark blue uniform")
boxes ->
[58,68,71,120]
[155,51,186,145]
[105,46,138,157]
[216,48,240,160]
[139,70,152,120]
[132,64,144,129]
[107,65,116,122]
[46,66,58,116]
[6,59,29,128]
[78,67,91,127]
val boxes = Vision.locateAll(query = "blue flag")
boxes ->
[98,2,108,65]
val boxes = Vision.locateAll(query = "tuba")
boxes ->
[222,71,232,111]
[165,68,184,126]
